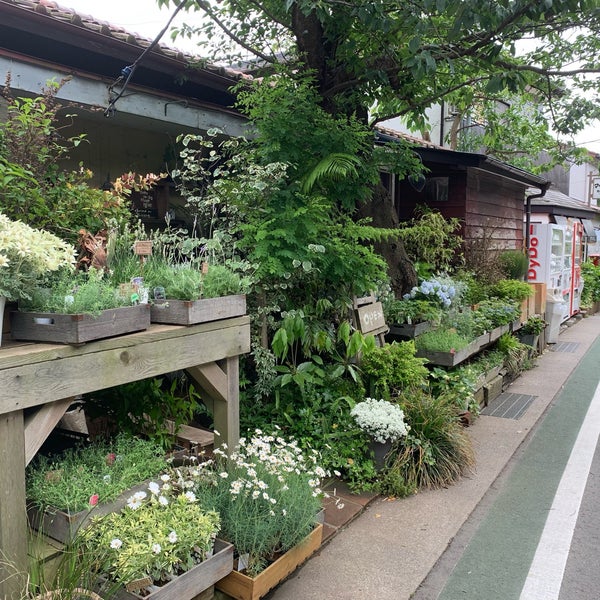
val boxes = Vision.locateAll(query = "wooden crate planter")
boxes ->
[110,539,233,600]
[10,305,150,344]
[150,295,246,325]
[215,524,323,600]
[386,321,432,340]
[27,479,152,544]
[488,324,510,344]
[416,339,481,367]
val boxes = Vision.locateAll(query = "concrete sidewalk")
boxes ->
[267,314,600,600]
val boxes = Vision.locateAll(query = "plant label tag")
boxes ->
[237,553,249,571]
[119,283,137,297]
[201,261,209,275]
[126,577,152,593]
[134,240,153,256]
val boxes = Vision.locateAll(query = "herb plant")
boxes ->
[415,328,473,353]
[21,268,130,315]
[26,434,167,513]
[83,376,202,451]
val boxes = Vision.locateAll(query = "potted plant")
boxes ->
[0,212,75,345]
[146,263,247,325]
[350,398,410,469]
[11,268,150,344]
[26,434,168,543]
[77,479,230,600]
[383,298,442,339]
[414,328,477,367]
[518,314,546,348]
[190,430,326,600]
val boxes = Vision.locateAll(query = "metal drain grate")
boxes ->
[549,341,580,353]
[481,392,537,419]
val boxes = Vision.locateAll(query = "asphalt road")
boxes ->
[413,336,600,600]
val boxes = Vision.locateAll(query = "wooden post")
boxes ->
[186,358,240,452]
[0,410,27,600]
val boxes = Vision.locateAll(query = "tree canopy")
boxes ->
[161,0,600,155]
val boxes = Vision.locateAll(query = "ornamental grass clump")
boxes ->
[26,434,167,513]
[379,390,475,497]
[350,398,410,443]
[78,479,220,590]
[192,429,326,576]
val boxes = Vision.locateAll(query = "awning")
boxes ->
[581,218,598,243]
[553,215,568,227]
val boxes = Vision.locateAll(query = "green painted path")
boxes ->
[437,336,600,599]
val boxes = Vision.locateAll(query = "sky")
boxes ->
[60,0,600,154]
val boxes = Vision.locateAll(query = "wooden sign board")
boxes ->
[134,240,153,256]
[355,301,386,334]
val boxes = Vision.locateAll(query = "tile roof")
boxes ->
[527,186,600,216]
[3,0,253,81]
[375,125,444,149]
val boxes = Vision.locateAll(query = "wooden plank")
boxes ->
[0,410,27,600]
[24,397,74,465]
[0,318,250,414]
[112,539,232,600]
[10,305,150,344]
[150,295,246,325]
[215,524,322,600]
[0,317,250,372]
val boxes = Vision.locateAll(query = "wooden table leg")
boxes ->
[186,357,240,452]
[212,357,239,451]
[0,409,27,600]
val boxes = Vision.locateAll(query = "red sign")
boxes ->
[528,224,540,281]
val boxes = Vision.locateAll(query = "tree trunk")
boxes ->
[357,183,417,296]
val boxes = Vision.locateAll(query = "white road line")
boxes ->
[519,381,600,600]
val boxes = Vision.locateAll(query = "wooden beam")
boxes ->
[24,397,74,466]
[186,362,228,403]
[0,319,250,414]
[0,410,27,600]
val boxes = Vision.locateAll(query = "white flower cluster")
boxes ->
[0,213,75,300]
[214,429,328,504]
[351,398,410,443]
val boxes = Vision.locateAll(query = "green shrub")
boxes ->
[361,341,429,399]
[498,250,529,280]
[496,332,531,377]
[378,390,475,495]
[489,279,533,302]
[581,260,600,305]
